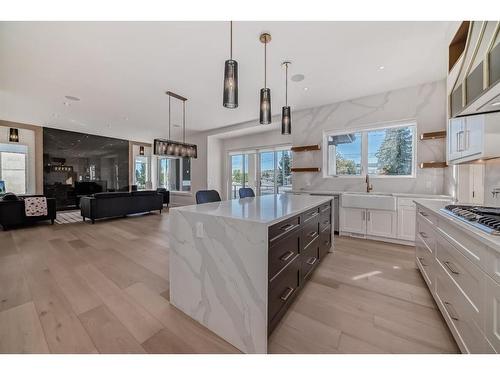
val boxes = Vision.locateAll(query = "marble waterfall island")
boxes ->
[169,194,334,353]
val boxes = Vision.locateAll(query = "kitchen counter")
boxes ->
[169,194,334,353]
[414,198,500,253]
[171,193,332,225]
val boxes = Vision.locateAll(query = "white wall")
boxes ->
[0,125,37,194]
[483,159,500,206]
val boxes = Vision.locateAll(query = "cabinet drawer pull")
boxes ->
[324,240,330,246]
[306,257,317,266]
[321,206,330,213]
[419,231,428,239]
[280,287,295,302]
[280,223,295,232]
[417,256,428,267]
[444,301,460,321]
[307,231,317,238]
[307,212,319,220]
[419,211,428,217]
[322,219,330,225]
[280,250,295,262]
[443,261,460,275]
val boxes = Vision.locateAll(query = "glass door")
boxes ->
[259,151,275,195]
[230,154,245,199]
[276,150,292,193]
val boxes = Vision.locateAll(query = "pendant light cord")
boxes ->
[230,21,233,60]
[183,101,186,143]
[285,63,288,106]
[168,96,171,139]
[264,41,267,88]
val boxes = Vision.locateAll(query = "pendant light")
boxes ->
[139,146,145,156]
[259,33,272,125]
[153,91,198,159]
[281,61,292,135]
[223,21,238,109]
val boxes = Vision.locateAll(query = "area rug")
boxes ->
[55,210,82,224]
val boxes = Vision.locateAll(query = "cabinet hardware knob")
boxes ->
[307,231,317,238]
[280,250,294,262]
[280,287,294,302]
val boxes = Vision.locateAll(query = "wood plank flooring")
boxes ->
[0,211,459,354]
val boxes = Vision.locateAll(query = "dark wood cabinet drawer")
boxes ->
[319,208,331,232]
[319,227,331,260]
[301,206,320,224]
[268,256,300,330]
[302,219,319,251]
[320,201,331,214]
[269,232,300,281]
[268,214,300,244]
[301,237,319,281]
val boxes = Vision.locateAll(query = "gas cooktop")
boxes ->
[441,205,500,235]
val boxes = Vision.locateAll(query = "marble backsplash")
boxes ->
[291,80,448,195]
[484,159,500,206]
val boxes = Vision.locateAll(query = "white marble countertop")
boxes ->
[414,198,500,253]
[171,194,333,225]
[290,189,452,199]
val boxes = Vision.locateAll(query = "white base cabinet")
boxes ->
[340,207,396,239]
[415,203,499,353]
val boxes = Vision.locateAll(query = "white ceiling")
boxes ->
[0,21,457,142]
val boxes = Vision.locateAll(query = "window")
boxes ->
[134,156,149,190]
[227,146,292,199]
[158,157,191,192]
[0,145,28,194]
[325,123,416,177]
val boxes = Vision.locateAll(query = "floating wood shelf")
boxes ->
[291,167,321,172]
[420,130,447,140]
[419,162,448,169]
[291,144,321,152]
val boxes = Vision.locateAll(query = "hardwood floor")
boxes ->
[0,211,459,354]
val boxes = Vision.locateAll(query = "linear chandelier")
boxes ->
[153,91,198,158]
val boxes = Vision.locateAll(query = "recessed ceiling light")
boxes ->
[63,101,71,107]
[291,74,305,82]
[65,95,80,101]
[304,87,309,91]
[378,66,385,70]
[492,101,500,107]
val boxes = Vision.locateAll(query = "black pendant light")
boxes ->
[281,61,292,135]
[153,91,197,159]
[223,21,238,109]
[259,33,272,125]
[139,146,145,156]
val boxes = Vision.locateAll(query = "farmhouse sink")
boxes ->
[341,193,397,211]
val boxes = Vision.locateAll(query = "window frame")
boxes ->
[322,121,417,179]
[0,145,29,195]
[157,156,191,192]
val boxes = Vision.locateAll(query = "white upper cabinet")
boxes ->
[448,112,500,164]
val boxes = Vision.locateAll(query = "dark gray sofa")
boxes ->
[80,191,163,224]
[0,195,56,230]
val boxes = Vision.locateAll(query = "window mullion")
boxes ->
[362,132,369,176]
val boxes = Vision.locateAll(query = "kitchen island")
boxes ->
[169,194,333,353]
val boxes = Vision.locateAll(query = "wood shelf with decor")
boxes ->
[291,144,320,152]
[420,130,447,140]
[291,167,321,172]
[419,162,448,169]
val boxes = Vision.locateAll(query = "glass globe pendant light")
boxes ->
[223,21,238,108]
[259,33,272,125]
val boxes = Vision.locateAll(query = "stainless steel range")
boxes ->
[441,205,500,235]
